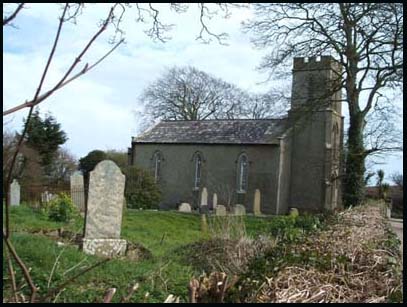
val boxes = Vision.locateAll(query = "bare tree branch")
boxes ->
[3,3,24,26]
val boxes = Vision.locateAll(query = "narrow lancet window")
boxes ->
[237,153,248,192]
[194,154,202,189]
[153,151,161,183]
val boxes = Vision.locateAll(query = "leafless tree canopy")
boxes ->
[139,66,250,123]
[390,172,403,189]
[137,66,290,132]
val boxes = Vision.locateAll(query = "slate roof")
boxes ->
[132,119,289,145]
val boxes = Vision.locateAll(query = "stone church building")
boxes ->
[128,56,344,214]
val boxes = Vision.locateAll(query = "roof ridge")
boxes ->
[162,117,287,122]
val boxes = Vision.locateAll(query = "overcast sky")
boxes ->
[3,3,403,183]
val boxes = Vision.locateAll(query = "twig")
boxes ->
[3,232,38,303]
[103,288,116,303]
[5,248,19,303]
[47,248,65,289]
[3,3,24,26]
[43,258,111,302]
[3,38,124,117]
[120,283,139,303]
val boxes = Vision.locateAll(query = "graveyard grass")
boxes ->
[3,204,274,303]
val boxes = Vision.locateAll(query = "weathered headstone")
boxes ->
[10,179,20,206]
[70,171,85,211]
[179,202,192,212]
[215,205,226,216]
[253,189,261,216]
[232,204,246,216]
[212,193,218,210]
[200,187,208,206]
[83,160,126,257]
[200,187,208,213]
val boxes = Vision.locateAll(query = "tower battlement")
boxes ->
[293,56,340,71]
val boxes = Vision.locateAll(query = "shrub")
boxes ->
[294,214,321,232]
[123,166,161,209]
[47,193,79,222]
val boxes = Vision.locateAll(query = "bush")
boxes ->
[123,166,161,209]
[47,193,79,222]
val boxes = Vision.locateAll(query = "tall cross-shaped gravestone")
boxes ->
[83,160,127,257]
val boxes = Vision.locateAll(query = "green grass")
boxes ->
[2,204,300,302]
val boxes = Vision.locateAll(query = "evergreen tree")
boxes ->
[24,109,68,172]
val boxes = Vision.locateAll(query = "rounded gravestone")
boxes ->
[83,160,126,257]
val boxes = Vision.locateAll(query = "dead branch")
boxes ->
[3,3,24,26]
[3,231,38,303]
[120,283,139,303]
[5,248,19,303]
[3,38,124,117]
[103,288,117,303]
[43,258,111,302]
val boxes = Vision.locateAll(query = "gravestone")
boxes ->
[10,179,20,206]
[179,202,192,212]
[212,193,218,210]
[215,205,226,216]
[70,171,85,211]
[83,160,126,257]
[232,204,246,216]
[200,187,208,213]
[200,187,208,206]
[253,189,261,216]
[41,191,56,203]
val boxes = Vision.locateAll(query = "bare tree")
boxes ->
[243,3,403,207]
[138,66,249,123]
[390,172,403,189]
[246,89,289,119]
[47,147,77,185]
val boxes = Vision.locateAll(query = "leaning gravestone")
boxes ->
[179,202,192,213]
[253,189,261,216]
[215,205,226,216]
[200,187,208,213]
[10,179,20,206]
[70,171,85,211]
[232,204,246,216]
[83,160,126,257]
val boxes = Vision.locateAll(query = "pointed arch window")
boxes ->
[237,153,248,192]
[194,153,202,189]
[153,151,162,183]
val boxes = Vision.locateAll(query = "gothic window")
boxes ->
[194,153,202,189]
[152,151,162,183]
[237,153,248,193]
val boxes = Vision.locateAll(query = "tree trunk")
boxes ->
[343,113,366,207]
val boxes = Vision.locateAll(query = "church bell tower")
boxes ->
[288,56,344,212]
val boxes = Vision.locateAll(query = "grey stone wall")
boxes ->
[132,143,280,214]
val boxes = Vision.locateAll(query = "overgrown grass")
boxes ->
[3,204,322,302]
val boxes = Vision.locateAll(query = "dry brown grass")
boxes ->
[253,203,402,303]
